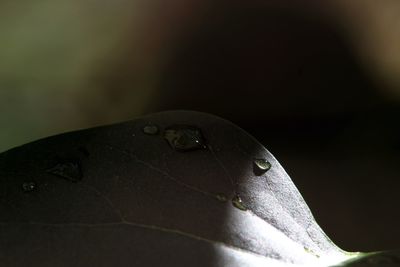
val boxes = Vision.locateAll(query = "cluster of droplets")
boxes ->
[143,122,276,212]
[21,122,273,214]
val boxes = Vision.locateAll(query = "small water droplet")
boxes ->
[216,193,228,202]
[164,125,206,152]
[47,161,82,182]
[232,195,247,211]
[143,124,159,135]
[22,181,36,192]
[304,247,320,258]
[253,159,271,175]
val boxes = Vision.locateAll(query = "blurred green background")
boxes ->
[1,0,400,253]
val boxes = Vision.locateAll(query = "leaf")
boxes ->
[0,110,380,266]
[333,250,400,267]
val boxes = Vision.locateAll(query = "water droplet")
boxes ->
[22,181,36,192]
[143,124,159,135]
[232,195,247,211]
[164,125,206,152]
[304,247,320,258]
[47,161,82,182]
[253,159,271,175]
[215,193,228,202]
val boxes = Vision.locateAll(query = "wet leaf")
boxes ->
[0,111,390,266]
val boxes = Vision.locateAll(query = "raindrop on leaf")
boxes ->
[253,158,271,175]
[22,181,36,193]
[143,124,159,135]
[47,161,82,182]
[164,125,206,152]
[232,195,247,211]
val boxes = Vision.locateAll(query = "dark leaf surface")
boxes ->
[0,111,356,266]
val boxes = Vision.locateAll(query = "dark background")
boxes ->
[1,0,399,252]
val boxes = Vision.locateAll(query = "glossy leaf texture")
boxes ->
[0,110,359,266]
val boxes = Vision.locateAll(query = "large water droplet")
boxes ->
[253,158,271,175]
[232,195,247,211]
[47,161,82,182]
[143,124,159,135]
[164,125,206,152]
[22,181,36,193]
[215,193,228,202]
